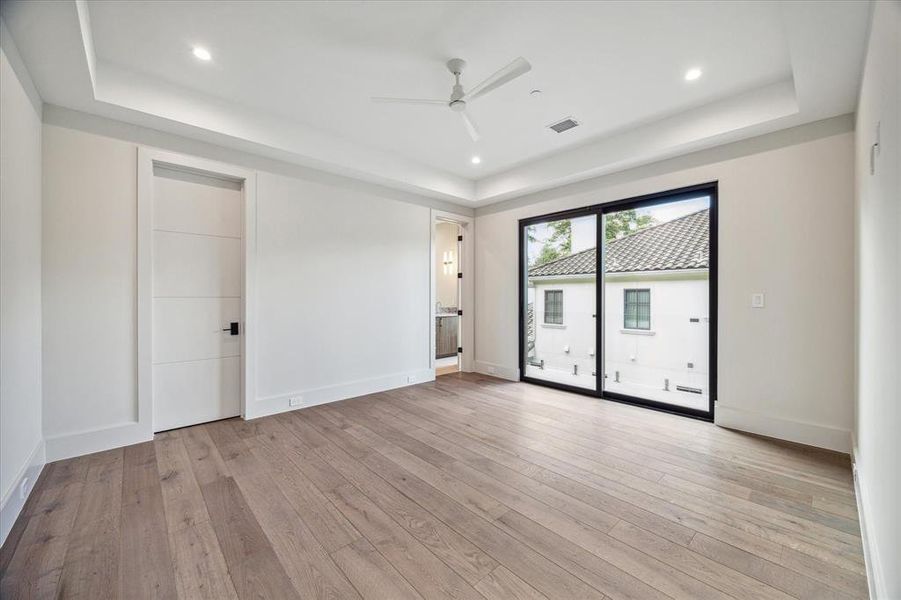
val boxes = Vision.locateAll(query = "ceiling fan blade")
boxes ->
[371,97,447,106]
[460,111,480,141]
[462,57,531,102]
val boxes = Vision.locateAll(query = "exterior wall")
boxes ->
[530,273,708,398]
[529,277,596,380]
[603,273,709,394]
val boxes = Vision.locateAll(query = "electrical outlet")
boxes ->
[289,396,302,407]
[751,292,765,308]
[407,375,416,384]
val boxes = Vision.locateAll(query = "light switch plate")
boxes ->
[751,293,765,308]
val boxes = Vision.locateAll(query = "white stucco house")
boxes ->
[526,209,710,409]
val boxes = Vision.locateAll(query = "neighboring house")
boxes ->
[527,209,710,406]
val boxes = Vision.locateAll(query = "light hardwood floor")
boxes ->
[0,373,867,599]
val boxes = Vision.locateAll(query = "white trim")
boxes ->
[620,328,656,336]
[715,404,851,453]
[44,421,150,462]
[430,210,475,375]
[474,360,519,382]
[0,18,43,115]
[137,148,258,429]
[851,443,886,600]
[0,439,45,546]
[252,368,436,420]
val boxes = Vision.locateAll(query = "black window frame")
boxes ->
[518,182,718,421]
[543,289,564,325]
[623,289,651,330]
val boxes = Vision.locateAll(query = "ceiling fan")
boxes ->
[372,57,532,142]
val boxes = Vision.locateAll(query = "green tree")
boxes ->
[605,210,655,241]
[531,219,572,266]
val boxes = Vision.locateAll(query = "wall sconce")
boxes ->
[442,250,455,275]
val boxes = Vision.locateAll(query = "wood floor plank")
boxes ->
[156,436,210,532]
[0,374,866,600]
[689,532,861,600]
[119,442,178,599]
[371,397,698,546]
[199,475,301,599]
[291,421,500,585]
[56,449,123,600]
[607,520,795,600]
[0,466,85,599]
[327,483,484,600]
[205,420,360,599]
[169,521,239,600]
[475,565,550,600]
[392,391,865,572]
[331,537,424,600]
[248,424,363,553]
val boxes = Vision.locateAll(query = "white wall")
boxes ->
[0,44,44,542]
[434,222,459,308]
[253,172,432,408]
[475,117,856,452]
[853,2,900,598]
[42,126,138,439]
[41,115,457,458]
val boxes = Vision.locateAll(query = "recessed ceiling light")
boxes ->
[471,156,481,165]
[684,67,702,81]
[192,46,212,61]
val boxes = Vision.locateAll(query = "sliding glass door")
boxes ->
[521,212,597,390]
[519,184,716,419]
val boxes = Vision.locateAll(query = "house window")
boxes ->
[624,289,651,330]
[544,290,563,324]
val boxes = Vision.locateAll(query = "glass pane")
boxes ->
[602,196,711,412]
[524,215,596,390]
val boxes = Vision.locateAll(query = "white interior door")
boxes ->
[152,167,243,432]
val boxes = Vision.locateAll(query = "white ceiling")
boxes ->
[1,1,871,206]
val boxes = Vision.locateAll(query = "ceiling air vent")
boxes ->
[548,117,580,133]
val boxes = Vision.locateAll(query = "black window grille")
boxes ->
[624,289,651,330]
[544,290,563,324]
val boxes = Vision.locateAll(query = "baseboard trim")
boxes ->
[44,421,152,463]
[473,360,519,382]
[250,368,436,420]
[714,405,851,453]
[851,443,886,600]
[0,439,45,546]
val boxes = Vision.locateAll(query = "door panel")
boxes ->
[522,214,596,391]
[152,297,240,364]
[152,230,241,298]
[153,356,240,432]
[153,171,242,237]
[601,197,711,413]
[152,169,242,432]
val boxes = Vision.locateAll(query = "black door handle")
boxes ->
[222,322,239,335]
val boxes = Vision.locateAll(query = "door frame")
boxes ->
[518,182,717,421]
[430,210,474,374]
[137,147,258,434]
